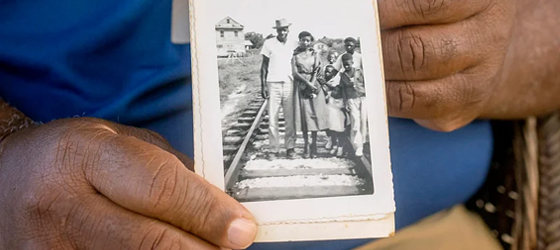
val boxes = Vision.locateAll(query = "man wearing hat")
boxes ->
[260,18,299,159]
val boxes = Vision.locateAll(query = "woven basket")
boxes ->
[467,112,560,250]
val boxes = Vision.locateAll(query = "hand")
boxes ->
[307,82,319,93]
[313,86,320,94]
[379,0,516,131]
[261,84,269,99]
[0,118,257,249]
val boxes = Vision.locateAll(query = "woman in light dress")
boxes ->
[292,31,329,158]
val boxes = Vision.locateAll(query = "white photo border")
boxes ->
[188,0,395,242]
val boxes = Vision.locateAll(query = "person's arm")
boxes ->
[342,83,349,112]
[341,71,355,88]
[308,53,320,88]
[357,53,364,71]
[355,70,366,94]
[261,55,270,99]
[291,55,316,90]
[325,76,337,89]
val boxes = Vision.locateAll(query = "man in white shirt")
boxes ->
[260,19,299,159]
[333,37,363,72]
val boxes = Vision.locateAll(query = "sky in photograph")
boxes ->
[211,0,372,41]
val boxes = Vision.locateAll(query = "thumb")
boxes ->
[84,133,258,249]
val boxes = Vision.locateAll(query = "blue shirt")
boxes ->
[0,1,493,249]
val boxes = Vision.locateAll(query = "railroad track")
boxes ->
[222,94,374,202]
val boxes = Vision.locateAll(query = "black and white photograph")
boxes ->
[217,16,375,203]
[188,0,395,241]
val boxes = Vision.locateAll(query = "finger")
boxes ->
[113,124,195,171]
[54,194,220,250]
[382,22,483,81]
[88,118,195,172]
[413,118,470,132]
[83,135,257,249]
[385,72,487,131]
[378,0,493,29]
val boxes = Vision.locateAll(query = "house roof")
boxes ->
[244,40,253,46]
[216,16,244,30]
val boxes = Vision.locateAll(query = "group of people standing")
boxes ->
[260,18,367,160]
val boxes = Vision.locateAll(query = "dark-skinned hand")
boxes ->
[0,118,257,250]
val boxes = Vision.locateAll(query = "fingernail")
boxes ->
[228,218,257,249]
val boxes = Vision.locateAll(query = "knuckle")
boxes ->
[388,81,417,115]
[454,73,487,110]
[184,184,218,233]
[409,0,448,18]
[396,30,431,73]
[145,160,183,214]
[139,228,175,250]
[54,125,112,176]
[139,228,185,250]
[435,36,459,64]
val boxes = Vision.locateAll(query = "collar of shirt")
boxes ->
[260,37,298,82]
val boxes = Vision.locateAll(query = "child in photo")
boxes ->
[326,51,338,66]
[334,37,362,72]
[319,51,339,96]
[323,64,348,157]
[320,51,339,150]
[340,53,367,157]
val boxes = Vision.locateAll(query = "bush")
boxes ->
[245,32,265,49]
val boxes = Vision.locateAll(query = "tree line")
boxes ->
[244,32,359,51]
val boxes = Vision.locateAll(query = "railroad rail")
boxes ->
[222,95,374,202]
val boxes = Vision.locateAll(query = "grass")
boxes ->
[218,50,262,102]
[216,45,361,102]
[218,50,263,134]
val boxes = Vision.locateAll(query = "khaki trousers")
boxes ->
[347,97,368,148]
[267,81,296,153]
[354,205,503,250]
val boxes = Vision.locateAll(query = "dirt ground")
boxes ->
[218,53,262,133]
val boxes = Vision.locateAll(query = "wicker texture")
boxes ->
[536,113,560,250]
[513,117,539,250]
[468,111,560,250]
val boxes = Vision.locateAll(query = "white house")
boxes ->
[215,16,246,57]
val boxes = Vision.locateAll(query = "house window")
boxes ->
[227,19,230,24]
[234,31,238,37]
[220,31,224,37]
